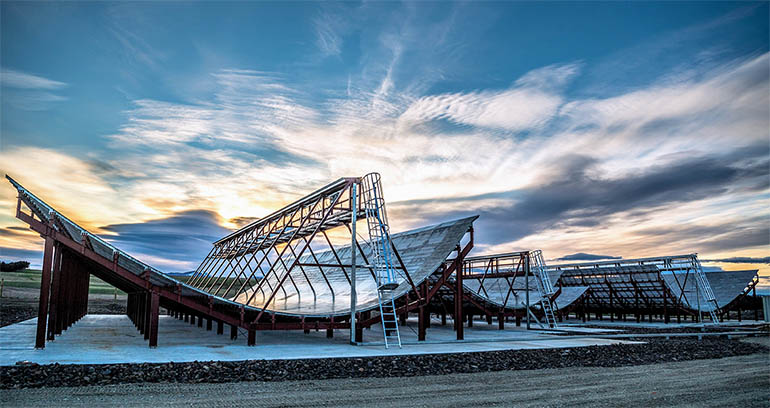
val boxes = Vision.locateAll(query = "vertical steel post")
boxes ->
[149,291,159,348]
[525,253,530,330]
[418,281,427,341]
[455,246,464,340]
[35,237,55,349]
[696,275,701,323]
[47,246,62,341]
[349,183,357,345]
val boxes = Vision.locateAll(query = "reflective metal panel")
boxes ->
[235,216,477,316]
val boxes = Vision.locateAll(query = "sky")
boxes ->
[0,1,768,277]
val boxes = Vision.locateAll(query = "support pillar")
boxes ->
[148,291,159,348]
[230,325,237,340]
[418,305,426,341]
[455,248,464,340]
[144,293,151,341]
[247,326,256,346]
[47,246,62,340]
[498,312,504,330]
[206,318,213,331]
[35,237,55,349]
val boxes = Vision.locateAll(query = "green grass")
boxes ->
[1,269,126,296]
[0,270,259,298]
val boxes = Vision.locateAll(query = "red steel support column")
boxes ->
[35,237,55,349]
[326,316,334,338]
[418,305,426,341]
[355,313,363,343]
[248,325,256,346]
[455,246,464,341]
[206,318,212,331]
[47,246,62,340]
[144,292,152,340]
[230,324,237,340]
[149,291,159,348]
[418,281,427,341]
[217,320,224,335]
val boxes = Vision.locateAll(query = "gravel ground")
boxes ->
[573,324,768,335]
[1,337,766,389]
[1,351,767,407]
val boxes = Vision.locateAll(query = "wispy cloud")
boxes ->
[314,9,347,57]
[1,68,67,110]
[399,63,580,131]
[1,68,67,89]
[1,4,767,272]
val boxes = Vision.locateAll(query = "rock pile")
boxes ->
[1,337,766,389]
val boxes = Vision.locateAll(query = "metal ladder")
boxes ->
[361,173,401,348]
[531,250,557,328]
[692,256,720,323]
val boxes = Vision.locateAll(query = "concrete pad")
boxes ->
[0,315,638,366]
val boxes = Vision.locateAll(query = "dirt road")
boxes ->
[2,351,767,407]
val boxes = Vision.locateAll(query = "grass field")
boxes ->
[0,269,125,296]
[0,270,257,298]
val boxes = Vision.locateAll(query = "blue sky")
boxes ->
[1,2,768,274]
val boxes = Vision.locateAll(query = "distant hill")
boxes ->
[166,270,195,276]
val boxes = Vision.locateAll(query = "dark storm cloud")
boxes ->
[0,246,42,266]
[0,227,32,238]
[703,256,770,264]
[100,209,232,271]
[555,253,622,261]
[396,146,769,250]
[635,221,769,253]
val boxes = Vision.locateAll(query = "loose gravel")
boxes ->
[1,337,766,389]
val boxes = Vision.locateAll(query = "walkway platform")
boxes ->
[0,315,636,366]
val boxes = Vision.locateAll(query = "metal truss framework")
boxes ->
[421,251,556,331]
[7,175,477,348]
[550,255,722,323]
